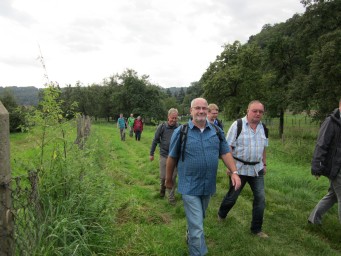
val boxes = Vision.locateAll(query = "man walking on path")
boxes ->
[117,113,127,141]
[218,100,269,238]
[166,97,240,256]
[127,113,135,137]
[308,98,341,224]
[150,108,179,204]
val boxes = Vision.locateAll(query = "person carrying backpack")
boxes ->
[218,100,269,238]
[166,98,240,256]
[117,113,127,141]
[133,116,143,141]
[308,98,341,225]
[149,108,179,204]
[207,103,224,131]
[127,113,135,137]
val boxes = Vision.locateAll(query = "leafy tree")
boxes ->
[290,0,341,121]
[176,88,186,104]
[201,41,264,120]
[103,75,121,121]
[163,97,180,114]
[201,41,243,111]
[111,69,167,121]
[0,90,27,132]
[166,88,172,97]
[308,29,341,120]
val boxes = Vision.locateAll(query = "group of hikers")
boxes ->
[118,97,341,256]
[117,113,143,141]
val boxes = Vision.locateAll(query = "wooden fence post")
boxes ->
[0,101,14,255]
[74,115,91,149]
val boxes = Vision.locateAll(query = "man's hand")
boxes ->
[166,157,177,189]
[149,155,154,161]
[230,173,241,190]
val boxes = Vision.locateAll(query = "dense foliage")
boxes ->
[200,0,341,136]
[0,91,31,132]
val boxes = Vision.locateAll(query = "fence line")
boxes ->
[0,108,92,255]
[74,115,91,149]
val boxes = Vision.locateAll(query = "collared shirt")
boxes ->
[117,117,126,129]
[227,116,268,177]
[168,119,230,196]
[127,117,135,127]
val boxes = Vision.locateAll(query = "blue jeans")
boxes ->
[182,194,211,256]
[308,171,341,224]
[218,170,265,233]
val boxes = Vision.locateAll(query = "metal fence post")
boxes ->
[0,101,14,255]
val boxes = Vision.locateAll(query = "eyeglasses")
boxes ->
[192,106,208,111]
[251,110,264,114]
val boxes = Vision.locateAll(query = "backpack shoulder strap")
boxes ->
[236,118,242,139]
[179,124,189,162]
[212,124,224,142]
[159,122,166,136]
[262,123,269,138]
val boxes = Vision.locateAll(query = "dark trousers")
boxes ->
[218,170,265,233]
[135,131,141,141]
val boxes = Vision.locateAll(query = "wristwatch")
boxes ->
[232,171,238,175]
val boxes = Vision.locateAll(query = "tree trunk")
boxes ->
[279,109,284,139]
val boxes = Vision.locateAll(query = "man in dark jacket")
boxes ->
[308,98,341,224]
[150,108,179,204]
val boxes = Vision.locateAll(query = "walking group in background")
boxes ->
[117,96,341,256]
[117,113,144,141]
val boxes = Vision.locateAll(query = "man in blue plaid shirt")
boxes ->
[166,97,240,256]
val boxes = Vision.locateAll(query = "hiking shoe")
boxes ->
[254,231,269,238]
[169,197,176,205]
[160,187,166,198]
[217,213,224,222]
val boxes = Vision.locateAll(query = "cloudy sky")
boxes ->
[0,0,305,88]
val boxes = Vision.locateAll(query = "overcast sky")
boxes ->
[0,0,305,88]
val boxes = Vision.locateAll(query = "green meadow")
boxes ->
[9,116,341,255]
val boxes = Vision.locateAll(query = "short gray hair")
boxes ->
[168,108,178,116]
[191,98,207,107]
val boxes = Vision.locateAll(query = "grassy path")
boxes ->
[93,122,341,256]
[11,122,339,255]
[91,122,340,255]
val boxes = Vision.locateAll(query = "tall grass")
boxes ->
[10,115,341,255]
[11,123,117,255]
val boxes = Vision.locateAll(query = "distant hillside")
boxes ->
[0,86,187,107]
[162,87,187,95]
[0,86,40,106]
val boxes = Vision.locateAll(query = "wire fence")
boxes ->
[10,171,41,255]
[1,111,91,256]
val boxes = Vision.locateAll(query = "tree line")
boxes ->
[1,0,340,136]
[200,0,341,137]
